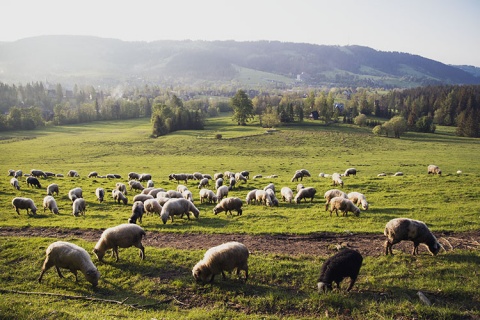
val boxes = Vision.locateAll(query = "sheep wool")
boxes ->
[93,223,146,262]
[213,197,243,216]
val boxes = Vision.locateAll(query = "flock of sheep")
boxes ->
[7,165,445,292]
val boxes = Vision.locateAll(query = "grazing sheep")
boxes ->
[255,189,270,206]
[223,171,235,179]
[146,180,154,188]
[88,171,98,178]
[235,172,247,183]
[296,183,304,192]
[299,169,311,177]
[199,189,217,204]
[252,174,262,179]
[166,190,183,198]
[328,197,360,217]
[72,198,86,216]
[45,171,55,177]
[47,183,59,196]
[215,178,224,190]
[294,187,316,203]
[192,241,249,283]
[291,170,304,182]
[393,172,404,176]
[38,241,100,287]
[43,196,60,214]
[160,198,200,224]
[68,187,83,202]
[240,171,249,179]
[384,218,442,256]
[132,194,154,203]
[156,196,171,206]
[30,169,47,178]
[128,180,145,192]
[456,170,462,175]
[216,185,229,202]
[213,173,224,180]
[176,184,188,193]
[377,173,386,177]
[168,173,188,184]
[263,183,275,193]
[116,182,127,195]
[280,187,294,203]
[203,173,212,180]
[138,173,152,182]
[148,188,166,198]
[193,172,204,180]
[228,176,236,190]
[128,172,140,180]
[141,187,155,195]
[128,201,145,224]
[344,168,357,177]
[245,189,258,205]
[93,224,146,262]
[112,189,128,205]
[8,169,15,176]
[12,197,37,215]
[427,165,442,175]
[14,170,23,178]
[67,170,80,177]
[332,173,344,187]
[213,197,243,216]
[26,176,42,188]
[198,177,210,189]
[183,190,194,203]
[265,188,279,207]
[95,188,105,203]
[143,199,162,216]
[324,189,347,210]
[317,249,363,293]
[10,177,20,190]
[56,173,64,177]
[347,192,369,210]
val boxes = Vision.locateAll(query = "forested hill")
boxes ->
[0,35,479,88]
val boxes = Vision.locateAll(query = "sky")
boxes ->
[2,0,480,67]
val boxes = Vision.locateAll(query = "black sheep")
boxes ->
[26,176,42,188]
[317,248,363,293]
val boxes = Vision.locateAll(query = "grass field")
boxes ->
[0,115,479,319]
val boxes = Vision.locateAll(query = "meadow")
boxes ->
[0,115,479,319]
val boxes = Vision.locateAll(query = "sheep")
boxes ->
[141,187,155,195]
[128,201,145,224]
[198,177,210,189]
[88,171,98,178]
[67,170,80,177]
[393,172,404,176]
[143,199,162,216]
[213,197,243,216]
[296,184,304,192]
[183,190,194,203]
[168,173,188,184]
[14,170,23,178]
[38,241,100,287]
[265,188,279,207]
[215,178,224,190]
[112,189,128,205]
[213,172,224,180]
[30,169,47,178]
[8,169,15,176]
[228,176,236,190]
[10,177,20,190]
[384,218,443,256]
[291,170,304,182]
[56,173,64,177]
[324,189,347,210]
[344,168,357,177]
[47,183,59,196]
[192,241,249,283]
[176,184,188,193]
[235,172,247,183]
[216,185,229,202]
[128,180,144,192]
[128,172,140,180]
[263,183,275,193]
[280,187,294,203]
[132,194,154,203]
[12,197,37,215]
[45,171,55,177]
[252,174,262,179]
[93,223,146,262]
[116,182,127,195]
[427,164,442,175]
[240,171,249,179]
[199,188,217,204]
[95,188,105,203]
[332,173,344,187]
[255,189,271,206]
[138,173,152,182]
[26,176,42,188]
[347,192,369,210]
[156,196,171,206]
[148,188,166,198]
[72,198,86,216]
[166,190,183,198]
[245,189,258,205]
[294,187,316,203]
[160,198,200,224]
[202,173,212,180]
[223,171,235,179]
[193,172,204,180]
[68,187,83,202]
[328,197,360,217]
[377,173,386,177]
[43,196,59,214]
[146,180,154,188]
[299,169,311,177]
[456,170,462,175]
[317,248,363,293]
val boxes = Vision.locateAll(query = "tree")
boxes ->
[231,90,254,125]
[261,106,280,128]
[384,116,407,138]
[354,114,368,126]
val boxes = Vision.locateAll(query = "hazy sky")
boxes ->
[2,0,480,66]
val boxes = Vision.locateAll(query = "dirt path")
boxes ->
[1,227,479,256]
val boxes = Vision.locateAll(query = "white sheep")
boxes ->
[192,241,249,283]
[67,170,80,177]
[128,172,140,180]
[116,182,127,195]
[296,183,304,192]
[384,218,443,256]
[176,184,189,193]
[198,177,210,189]
[183,190,194,203]
[129,201,145,224]
[324,189,347,210]
[141,187,155,195]
[12,197,37,215]
[68,187,83,202]
[132,194,154,203]
[294,187,316,203]
[291,170,304,182]
[427,164,442,175]
[228,176,236,190]
[147,180,154,188]
[347,192,369,210]
[166,190,183,198]
[213,197,243,216]
[128,180,145,192]
[168,173,189,184]
[138,173,152,182]
[328,197,360,217]
[245,189,258,205]
[93,223,146,262]
[263,183,275,193]
[38,241,100,287]
[10,177,20,190]
[331,173,344,187]
[199,188,217,204]
[143,199,162,216]
[235,172,247,183]
[215,178,224,190]
[216,185,229,202]
[265,188,279,207]
[280,187,294,203]
[393,172,404,176]
[160,198,200,224]
[47,183,59,196]
[148,188,166,198]
[43,196,59,214]
[14,170,23,178]
[112,189,128,205]
[255,189,270,206]
[72,198,86,216]
[193,172,204,180]
[87,171,98,178]
[95,188,105,203]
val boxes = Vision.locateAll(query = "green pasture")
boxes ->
[0,115,479,319]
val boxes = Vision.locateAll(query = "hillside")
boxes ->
[0,35,479,88]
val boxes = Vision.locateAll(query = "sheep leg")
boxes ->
[346,276,357,291]
[412,243,419,255]
[385,241,393,255]
[38,260,55,282]
[55,266,65,278]
[113,247,120,262]
[136,244,145,260]
[70,269,79,282]
[221,271,227,280]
